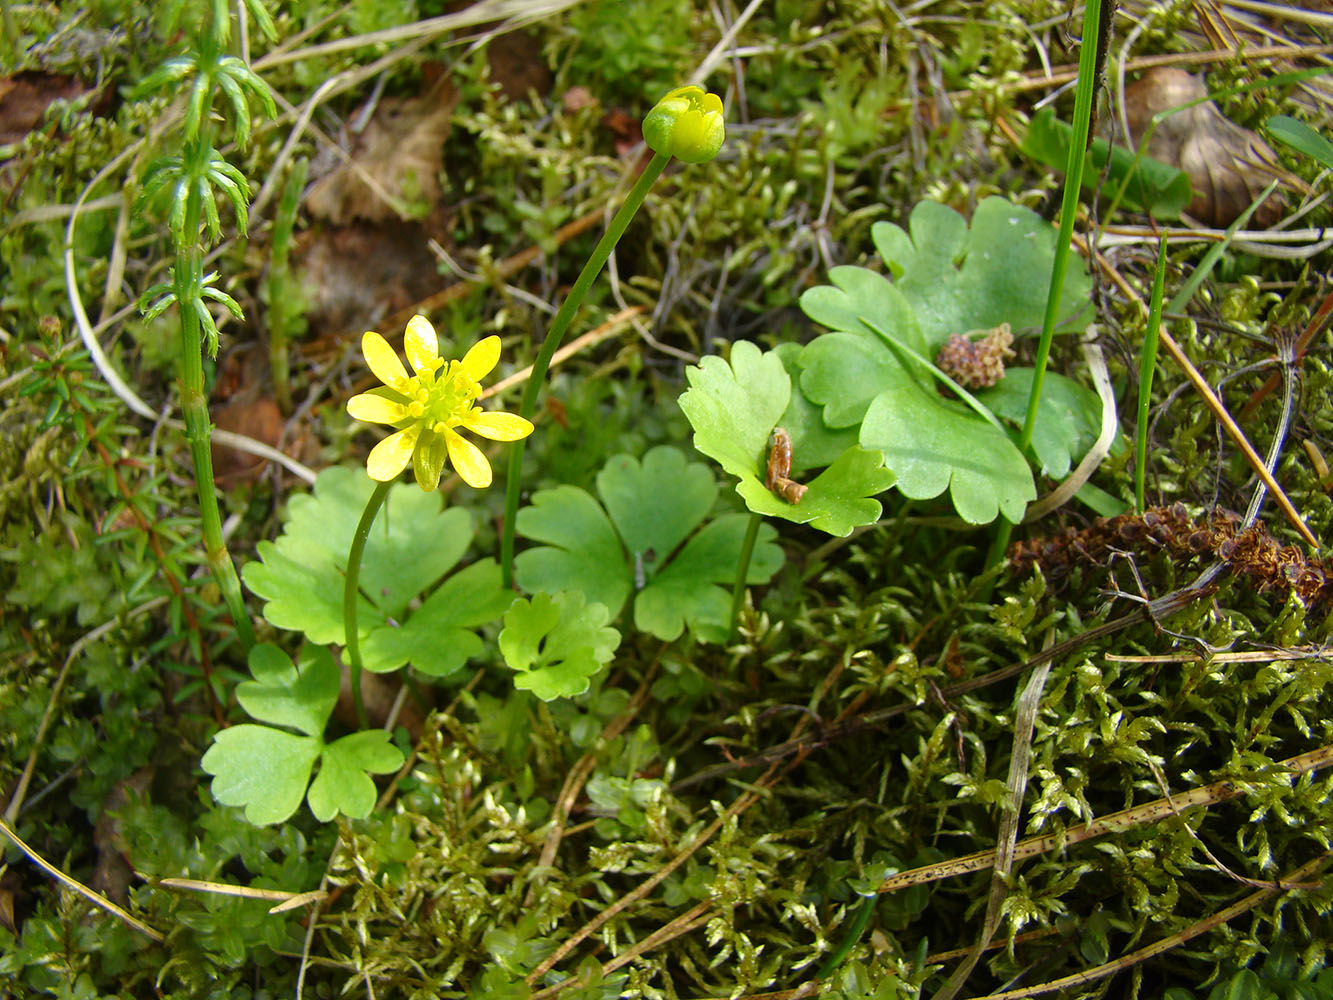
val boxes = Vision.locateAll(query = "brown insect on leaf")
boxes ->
[765,427,793,490]
[765,428,807,504]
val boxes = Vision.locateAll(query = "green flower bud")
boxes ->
[642,86,725,164]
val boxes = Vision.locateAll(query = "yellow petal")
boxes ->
[403,315,439,376]
[347,393,407,425]
[463,409,534,442]
[445,428,492,489]
[362,331,408,389]
[459,335,501,382]
[365,427,418,482]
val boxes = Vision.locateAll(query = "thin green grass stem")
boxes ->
[989,0,1103,572]
[1020,0,1100,450]
[816,896,876,980]
[344,479,393,730]
[500,151,671,587]
[729,511,763,639]
[174,135,255,653]
[1135,238,1169,512]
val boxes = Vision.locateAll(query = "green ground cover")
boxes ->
[2,1,1332,997]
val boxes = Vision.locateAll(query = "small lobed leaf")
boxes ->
[870,197,1093,349]
[515,485,631,619]
[201,725,320,826]
[679,343,894,536]
[242,466,475,647]
[597,446,716,563]
[634,514,782,641]
[860,378,1035,524]
[797,331,917,431]
[306,730,404,822]
[979,368,1110,479]
[236,643,339,738]
[771,343,859,473]
[499,591,620,701]
[798,266,920,347]
[732,445,896,537]
[361,559,513,677]
[243,467,473,639]
[243,540,362,645]
[678,341,790,484]
[517,446,786,640]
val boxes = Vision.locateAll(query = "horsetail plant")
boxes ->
[135,0,277,652]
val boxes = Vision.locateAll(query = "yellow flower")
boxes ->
[347,315,533,491]
[642,86,725,164]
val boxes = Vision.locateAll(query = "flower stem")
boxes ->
[344,479,392,730]
[174,133,254,652]
[500,151,671,588]
[729,511,762,639]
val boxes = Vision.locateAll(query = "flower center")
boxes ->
[413,359,480,432]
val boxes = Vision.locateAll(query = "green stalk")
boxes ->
[728,511,762,639]
[1019,0,1101,451]
[343,479,393,730]
[500,152,671,588]
[988,0,1102,569]
[816,896,876,981]
[175,133,255,651]
[1135,238,1168,512]
[268,158,307,414]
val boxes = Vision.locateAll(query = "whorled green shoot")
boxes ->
[135,6,276,651]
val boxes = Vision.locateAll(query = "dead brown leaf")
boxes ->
[0,71,99,147]
[485,29,552,102]
[1123,68,1305,228]
[295,220,442,335]
[89,766,155,907]
[211,396,285,489]
[306,75,458,226]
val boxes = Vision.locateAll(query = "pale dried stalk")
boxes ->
[878,744,1333,894]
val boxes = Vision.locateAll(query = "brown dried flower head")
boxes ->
[936,323,1015,389]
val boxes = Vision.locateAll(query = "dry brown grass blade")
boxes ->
[877,745,1333,895]
[971,851,1332,999]
[0,815,164,942]
[1240,287,1333,420]
[1155,323,1318,549]
[1007,43,1333,94]
[927,636,1057,1000]
[600,900,715,977]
